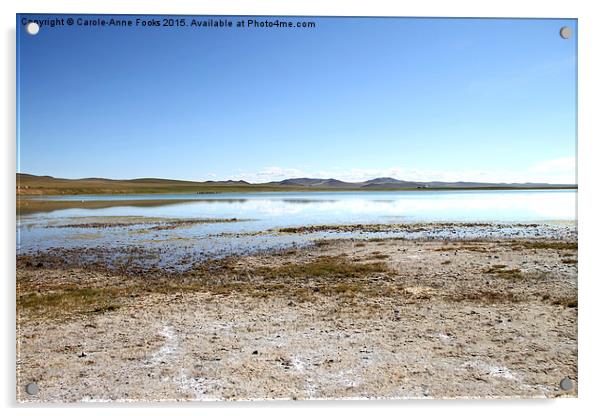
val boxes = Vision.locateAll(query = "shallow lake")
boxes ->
[17,190,577,268]
[20,189,577,222]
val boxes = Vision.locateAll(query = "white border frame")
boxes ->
[3,1,600,415]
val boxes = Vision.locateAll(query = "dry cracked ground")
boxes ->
[16,236,577,402]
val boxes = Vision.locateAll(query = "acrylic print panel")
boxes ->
[16,14,577,402]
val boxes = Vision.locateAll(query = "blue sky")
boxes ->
[17,15,577,183]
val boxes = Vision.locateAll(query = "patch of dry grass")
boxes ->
[511,241,577,251]
[18,287,124,319]
[50,218,241,230]
[435,243,490,253]
[370,254,390,260]
[149,218,240,231]
[18,255,398,321]
[449,290,521,304]
[276,224,426,234]
[255,256,391,280]
[19,235,578,324]
[483,265,523,280]
[551,296,578,308]
[368,251,390,260]
[313,240,332,248]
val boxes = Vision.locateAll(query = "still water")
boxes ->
[17,190,577,266]
[21,189,576,222]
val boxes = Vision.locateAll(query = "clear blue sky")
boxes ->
[17,15,577,184]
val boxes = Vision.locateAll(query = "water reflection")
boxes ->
[17,190,577,265]
[19,190,576,222]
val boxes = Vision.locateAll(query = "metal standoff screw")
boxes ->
[26,22,40,36]
[559,26,571,40]
[25,382,39,395]
[559,377,574,391]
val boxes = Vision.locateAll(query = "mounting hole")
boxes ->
[559,26,571,40]
[26,22,40,36]
[25,382,39,395]
[559,377,574,391]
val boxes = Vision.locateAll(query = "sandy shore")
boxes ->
[16,232,577,401]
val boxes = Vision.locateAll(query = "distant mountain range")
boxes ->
[266,176,572,189]
[16,173,576,196]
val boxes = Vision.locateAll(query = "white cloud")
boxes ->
[241,167,305,183]
[527,157,576,183]
[207,157,576,185]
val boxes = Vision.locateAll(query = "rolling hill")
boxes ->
[16,173,577,196]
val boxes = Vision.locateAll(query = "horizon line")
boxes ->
[16,172,577,186]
